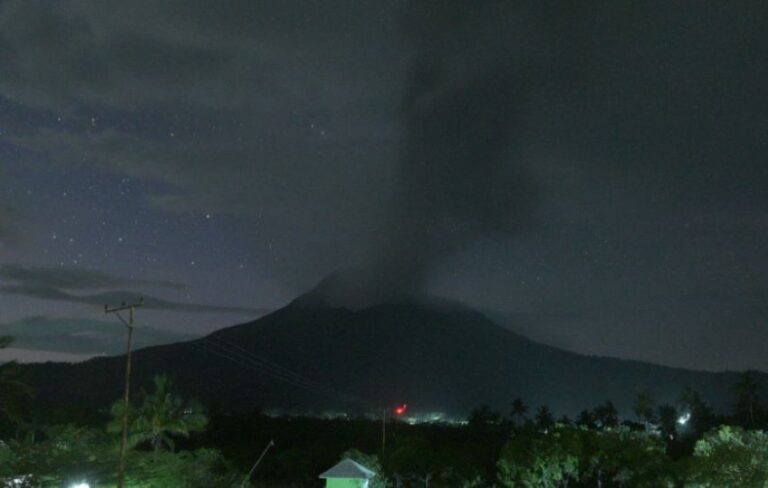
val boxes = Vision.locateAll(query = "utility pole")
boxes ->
[382,407,386,452]
[105,298,143,488]
[241,439,275,487]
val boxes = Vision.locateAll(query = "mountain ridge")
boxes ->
[20,293,767,420]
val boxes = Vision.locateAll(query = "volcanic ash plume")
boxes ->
[318,2,550,309]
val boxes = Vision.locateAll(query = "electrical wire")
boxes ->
[195,334,370,407]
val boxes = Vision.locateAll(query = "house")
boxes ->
[319,459,376,488]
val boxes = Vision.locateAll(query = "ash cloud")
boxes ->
[319,2,562,308]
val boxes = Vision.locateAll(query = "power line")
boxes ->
[196,335,370,407]
[206,335,332,389]
[198,339,362,405]
[197,339,340,400]
[205,334,365,403]
[206,335,367,404]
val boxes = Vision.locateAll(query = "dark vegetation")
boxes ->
[3,328,768,488]
[4,297,768,486]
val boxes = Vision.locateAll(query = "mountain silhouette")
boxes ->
[22,285,764,419]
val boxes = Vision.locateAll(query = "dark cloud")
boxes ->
[9,127,396,225]
[0,284,265,315]
[0,201,20,253]
[0,0,400,111]
[0,263,185,290]
[0,1,767,370]
[0,0,403,281]
[0,1,394,296]
[0,206,12,243]
[0,315,193,355]
[325,3,549,306]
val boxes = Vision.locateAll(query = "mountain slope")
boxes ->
[21,297,762,419]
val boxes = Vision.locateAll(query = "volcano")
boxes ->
[22,284,762,419]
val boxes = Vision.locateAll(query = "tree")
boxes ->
[580,427,673,487]
[342,449,387,488]
[498,425,673,488]
[386,436,447,487]
[687,425,768,486]
[438,440,493,487]
[576,409,596,430]
[593,401,619,430]
[0,424,117,486]
[0,424,239,487]
[109,374,207,454]
[632,389,655,426]
[126,448,242,488]
[467,405,503,437]
[497,426,581,487]
[468,405,502,427]
[732,370,761,427]
[679,386,714,436]
[656,404,678,441]
[534,405,555,432]
[0,336,32,426]
[510,397,528,427]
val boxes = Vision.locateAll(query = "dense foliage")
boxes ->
[107,374,207,453]
[0,337,32,428]
[3,348,768,486]
[0,425,239,487]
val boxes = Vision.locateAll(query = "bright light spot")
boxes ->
[10,476,32,487]
[394,404,407,416]
[70,483,90,488]
[677,412,691,425]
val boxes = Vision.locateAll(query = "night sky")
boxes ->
[0,1,767,372]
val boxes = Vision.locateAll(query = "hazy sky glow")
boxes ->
[0,1,767,371]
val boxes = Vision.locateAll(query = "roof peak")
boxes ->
[319,458,376,479]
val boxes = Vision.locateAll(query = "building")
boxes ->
[319,459,376,488]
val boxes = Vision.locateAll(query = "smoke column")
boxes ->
[315,2,565,308]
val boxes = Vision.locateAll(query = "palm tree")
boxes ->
[632,389,655,425]
[534,405,554,431]
[509,397,528,426]
[468,405,502,425]
[593,400,619,429]
[109,374,207,453]
[732,371,761,426]
[0,336,32,425]
[576,409,596,429]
